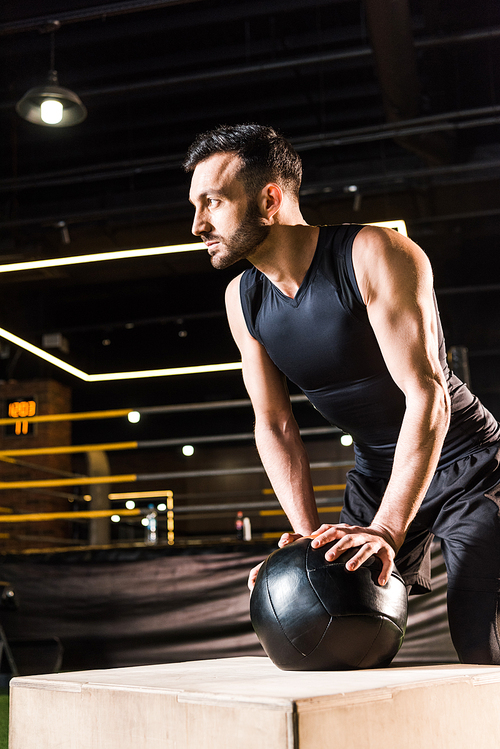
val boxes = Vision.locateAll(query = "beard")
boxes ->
[203,200,271,270]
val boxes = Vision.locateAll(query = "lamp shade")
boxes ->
[15,70,87,127]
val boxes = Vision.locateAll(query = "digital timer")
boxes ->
[7,399,36,436]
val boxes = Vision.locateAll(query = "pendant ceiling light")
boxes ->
[16,69,87,126]
[15,25,87,128]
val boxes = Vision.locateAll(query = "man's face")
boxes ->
[189,152,270,269]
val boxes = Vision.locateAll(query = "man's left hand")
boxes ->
[309,523,398,586]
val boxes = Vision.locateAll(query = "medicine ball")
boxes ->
[250,537,407,670]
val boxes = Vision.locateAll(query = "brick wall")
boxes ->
[0,379,72,551]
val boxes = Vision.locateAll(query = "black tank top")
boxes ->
[240,224,500,478]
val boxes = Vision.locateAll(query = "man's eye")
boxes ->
[208,198,219,208]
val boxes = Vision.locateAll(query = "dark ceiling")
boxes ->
[1,0,500,437]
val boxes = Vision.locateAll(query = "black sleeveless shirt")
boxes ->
[239,224,500,478]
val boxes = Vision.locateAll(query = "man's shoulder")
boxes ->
[352,225,430,271]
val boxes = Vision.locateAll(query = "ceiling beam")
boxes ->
[0,0,344,36]
[2,24,499,111]
[364,0,452,165]
[0,0,202,35]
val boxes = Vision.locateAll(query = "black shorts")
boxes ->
[340,443,500,595]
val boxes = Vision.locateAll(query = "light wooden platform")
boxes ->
[9,656,500,749]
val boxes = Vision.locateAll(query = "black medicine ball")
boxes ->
[250,537,407,671]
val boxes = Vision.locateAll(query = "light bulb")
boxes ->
[40,99,63,124]
[182,445,195,456]
[128,411,141,423]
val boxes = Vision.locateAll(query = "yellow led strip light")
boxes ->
[0,242,205,274]
[0,224,406,381]
[0,326,242,381]
[0,240,243,380]
[0,509,141,522]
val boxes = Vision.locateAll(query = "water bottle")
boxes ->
[235,510,244,540]
[145,503,158,545]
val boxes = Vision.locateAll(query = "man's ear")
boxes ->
[257,183,283,221]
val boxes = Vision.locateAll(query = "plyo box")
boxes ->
[9,656,500,749]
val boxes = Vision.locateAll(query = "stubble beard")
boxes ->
[205,200,271,270]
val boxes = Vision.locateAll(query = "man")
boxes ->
[184,124,500,664]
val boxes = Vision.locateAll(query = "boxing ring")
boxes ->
[0,393,348,549]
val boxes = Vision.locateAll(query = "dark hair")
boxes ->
[183,123,302,199]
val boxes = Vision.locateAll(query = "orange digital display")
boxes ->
[7,399,36,435]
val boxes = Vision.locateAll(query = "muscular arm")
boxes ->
[362,226,450,538]
[311,226,451,582]
[225,275,320,537]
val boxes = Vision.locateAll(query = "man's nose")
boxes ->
[191,209,211,237]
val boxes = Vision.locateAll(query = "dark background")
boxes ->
[1,0,498,674]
